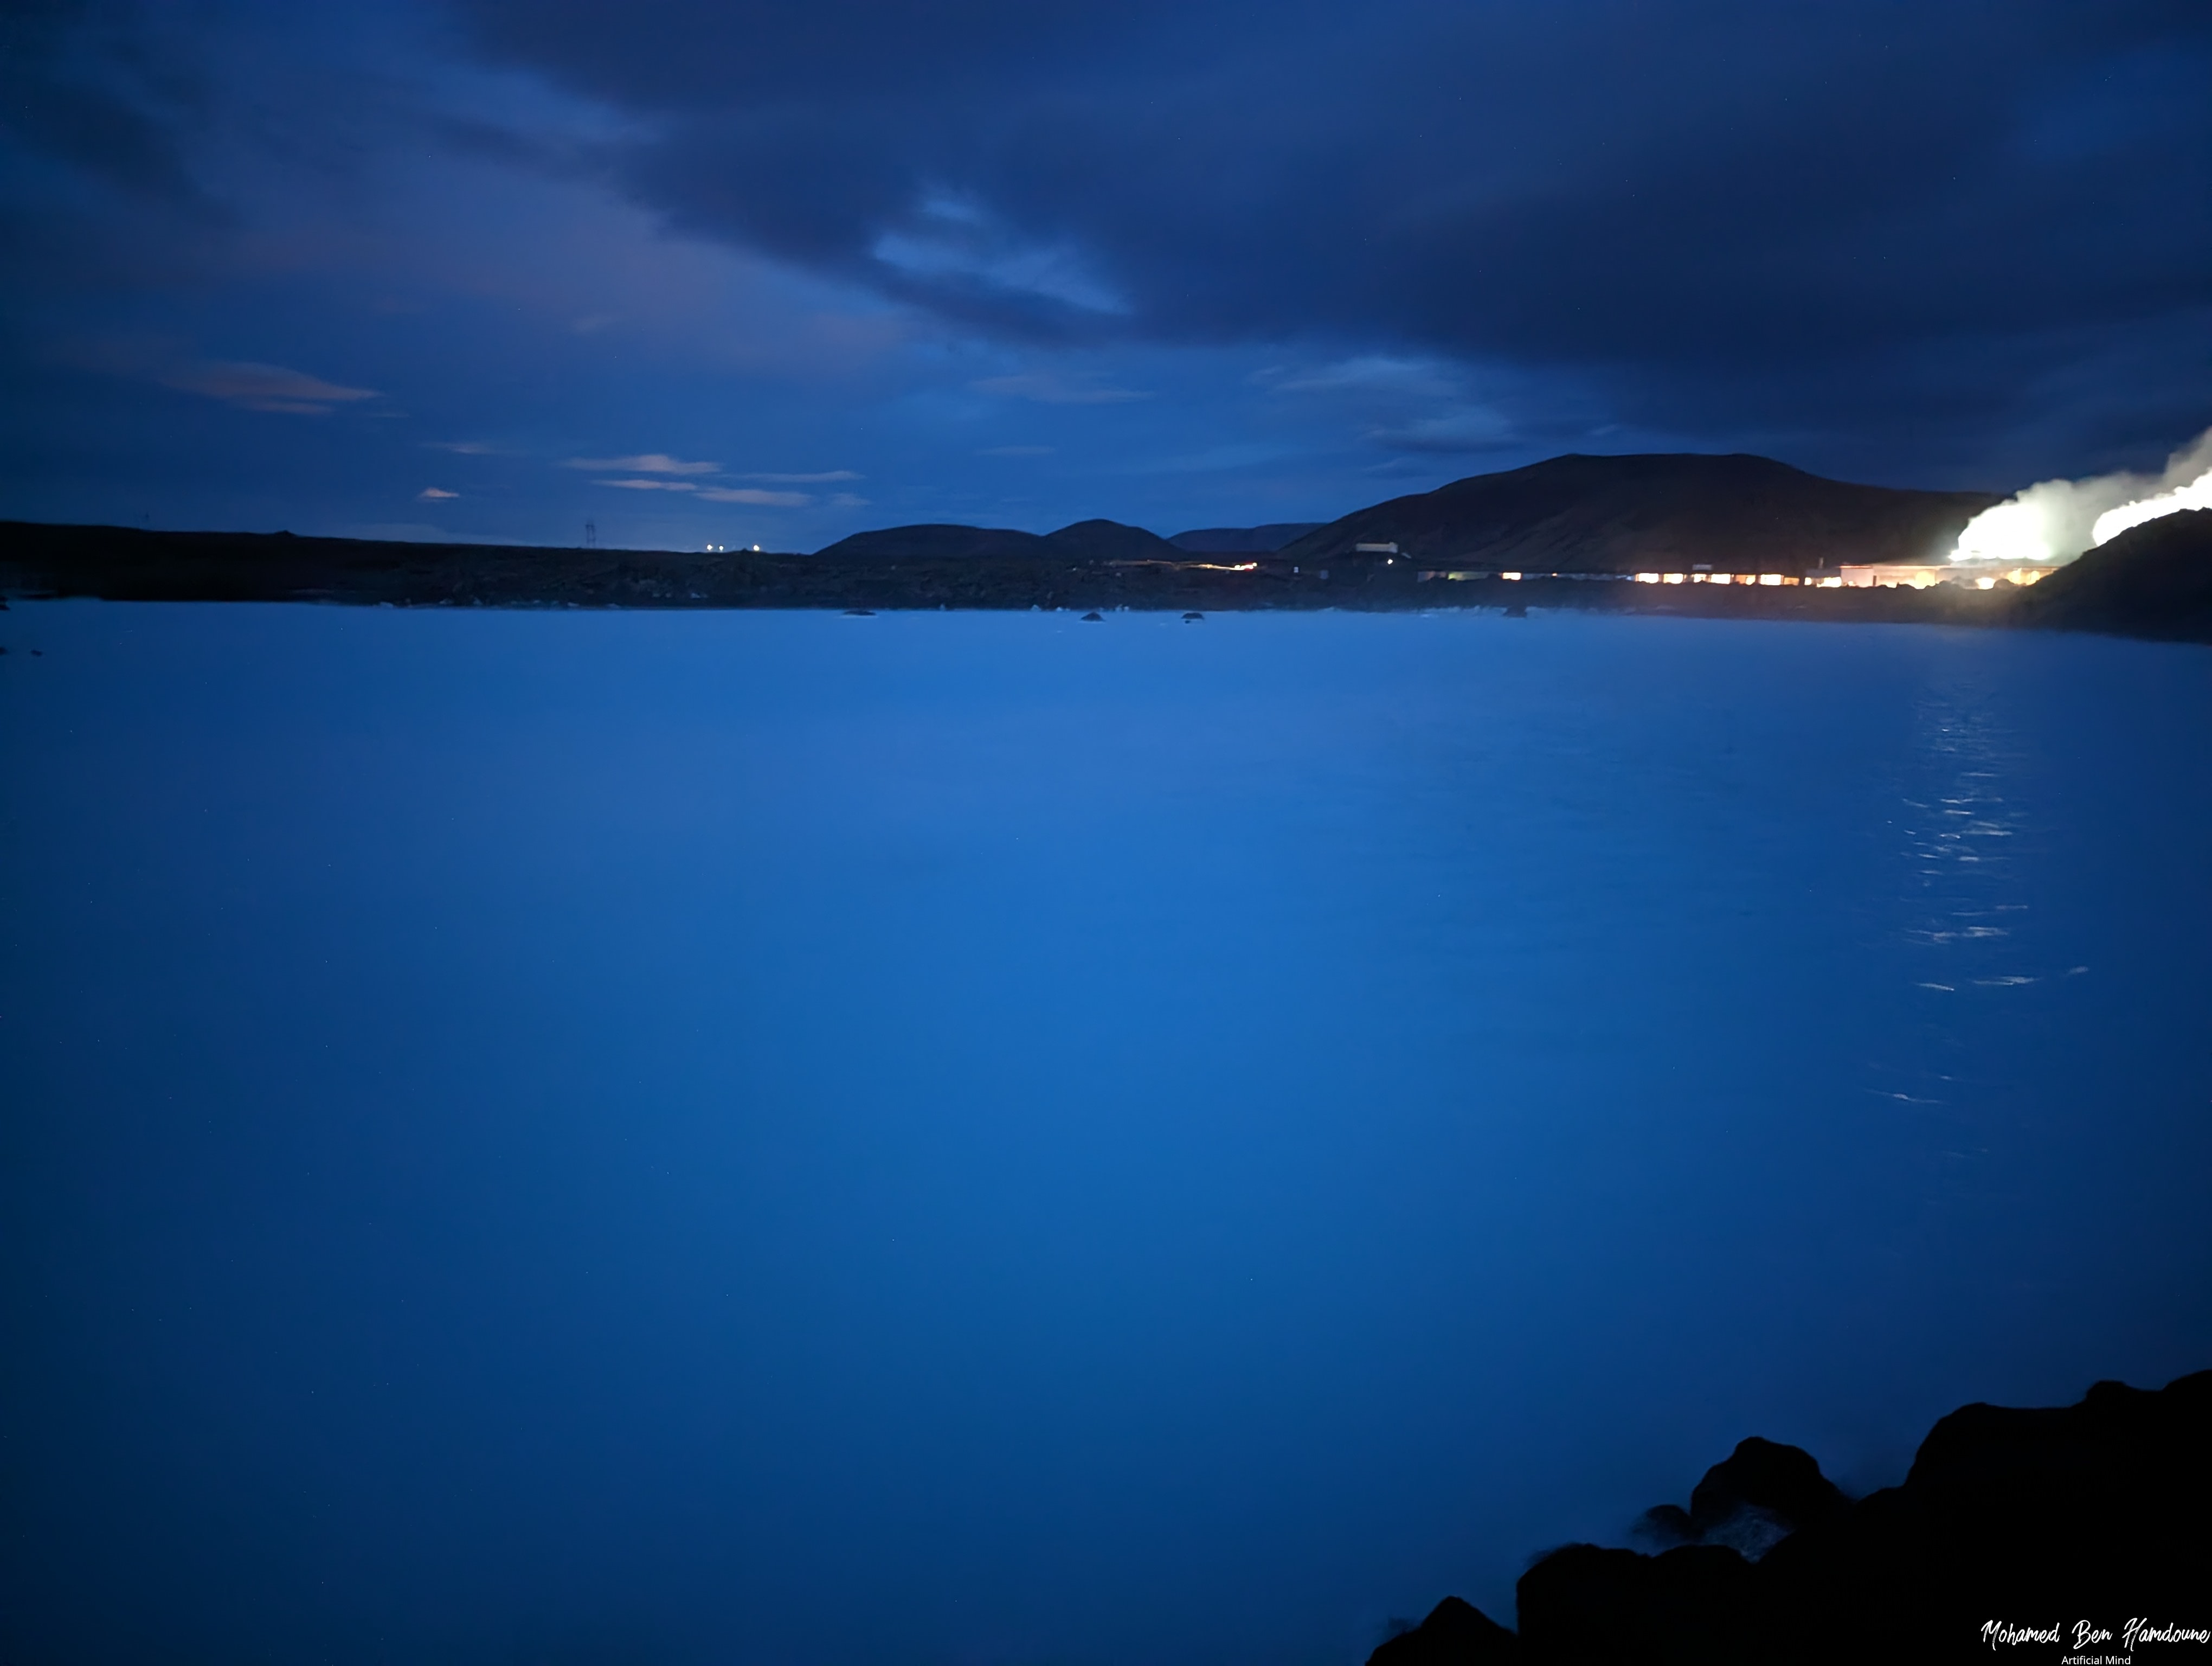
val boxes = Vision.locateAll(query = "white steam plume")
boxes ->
[1951,427,2212,566]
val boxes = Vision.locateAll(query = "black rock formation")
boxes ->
[1378,1368,2211,1666]
[2018,507,2212,642]
[1281,453,1995,575]
[1367,1596,1520,1664]
[1637,1434,1849,1556]
[1517,1542,1757,1664]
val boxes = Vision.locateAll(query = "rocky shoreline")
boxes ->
[2,509,2206,643]
[1374,1369,2211,1664]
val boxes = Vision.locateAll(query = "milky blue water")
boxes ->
[3,604,2210,1666]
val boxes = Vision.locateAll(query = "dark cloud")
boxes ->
[0,0,217,207]
[1,0,2207,538]
[451,0,2212,455]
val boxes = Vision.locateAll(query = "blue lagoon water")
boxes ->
[3,604,2210,1665]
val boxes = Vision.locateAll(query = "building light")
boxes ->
[1662,573,1685,584]
[1760,574,1783,586]
[1634,572,1661,584]
[1501,571,1522,581]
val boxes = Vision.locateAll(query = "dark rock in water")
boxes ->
[842,607,875,616]
[1635,1435,1851,1556]
[2018,507,2212,642]
[1402,1369,2211,1664]
[1080,610,1104,621]
[1519,1543,1757,1665]
[1689,1437,1848,1540]
[1760,1369,2212,1654]
[1182,610,1204,621]
[1634,1504,1697,1548]
[1365,1595,1519,1665]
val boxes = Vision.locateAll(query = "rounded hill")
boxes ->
[1278,453,1998,574]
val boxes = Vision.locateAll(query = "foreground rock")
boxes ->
[2020,507,2212,642]
[1374,1369,2211,1664]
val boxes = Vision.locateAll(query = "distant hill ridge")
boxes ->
[814,518,1180,562]
[814,454,1997,573]
[1278,452,1998,573]
[1169,523,1323,554]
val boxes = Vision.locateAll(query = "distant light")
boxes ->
[1662,573,1684,584]
[1634,572,1660,584]
[1501,571,1522,581]
[1759,574,1783,586]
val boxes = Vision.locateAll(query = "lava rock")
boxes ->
[1365,1596,1520,1665]
[1517,1543,1758,1665]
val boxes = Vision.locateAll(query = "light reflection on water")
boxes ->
[2,604,2209,1666]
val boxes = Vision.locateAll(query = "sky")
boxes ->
[2,0,2208,552]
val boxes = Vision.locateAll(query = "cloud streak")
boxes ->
[972,374,1149,405]
[157,360,379,415]
[698,486,811,505]
[453,0,2212,465]
[564,453,722,474]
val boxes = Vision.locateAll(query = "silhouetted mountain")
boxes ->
[1041,519,1183,561]
[1168,523,1324,554]
[812,523,1051,560]
[1375,1368,2212,1665]
[2019,508,2212,642]
[1282,454,1996,574]
[813,519,1179,561]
